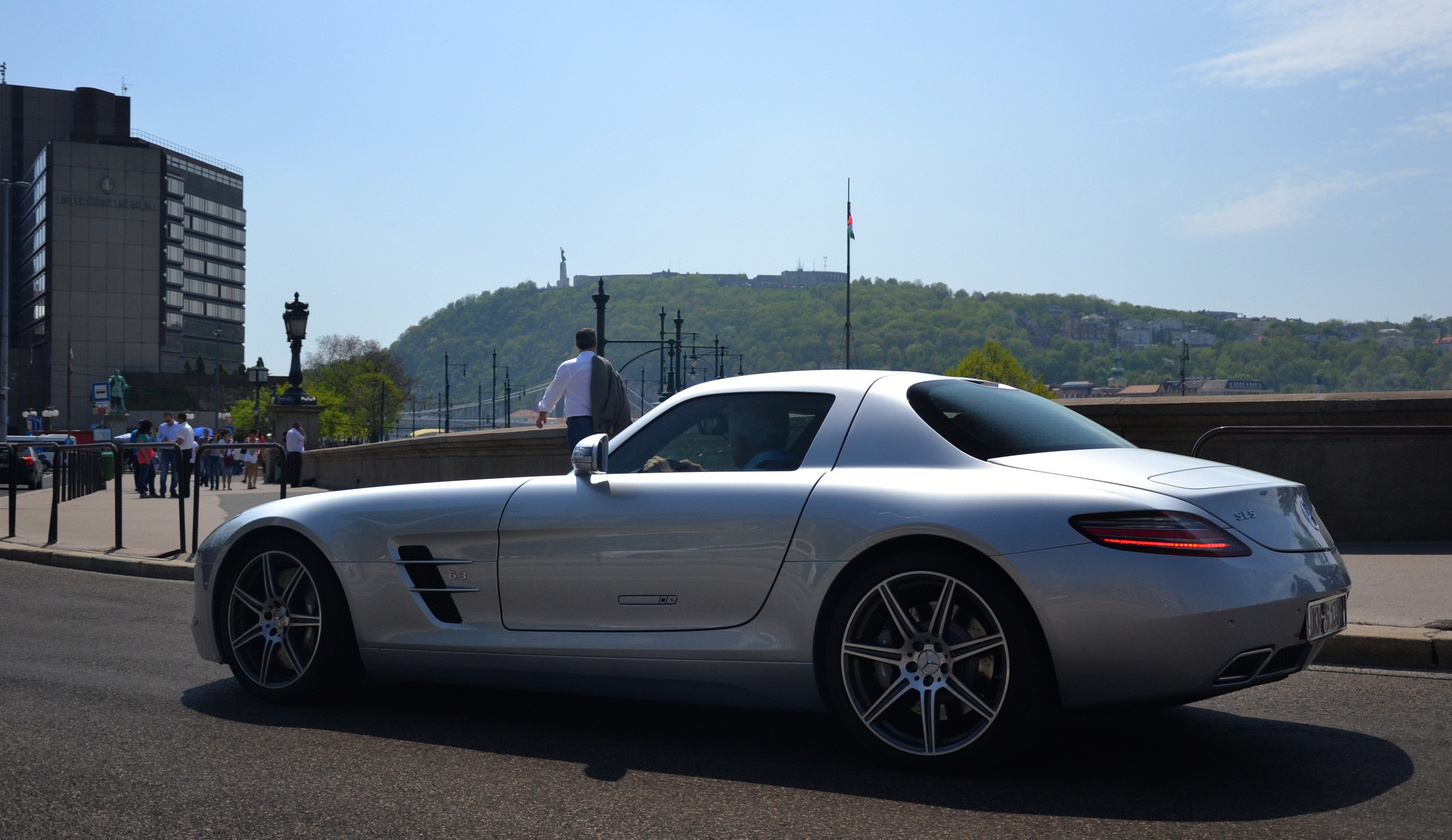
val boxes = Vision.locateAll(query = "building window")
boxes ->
[183,194,245,225]
[166,175,185,197]
[166,267,183,286]
[166,290,183,308]
[32,303,46,321]
[186,215,245,244]
[166,245,184,264]
[183,235,244,264]
[167,223,185,242]
[31,272,46,296]
[166,312,184,329]
[165,199,184,219]
[206,302,245,322]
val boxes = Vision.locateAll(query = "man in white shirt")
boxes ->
[175,412,196,499]
[536,328,600,450]
[156,412,180,497]
[285,422,305,488]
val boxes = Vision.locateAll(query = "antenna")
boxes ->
[121,76,128,95]
[1,63,7,85]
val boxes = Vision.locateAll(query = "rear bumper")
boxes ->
[1004,544,1350,709]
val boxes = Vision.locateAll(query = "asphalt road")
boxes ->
[3,559,1449,840]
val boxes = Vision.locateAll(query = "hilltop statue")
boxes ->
[108,370,129,413]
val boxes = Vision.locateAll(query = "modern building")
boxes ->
[1,82,245,433]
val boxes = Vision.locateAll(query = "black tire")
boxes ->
[218,534,362,703]
[821,548,1052,772]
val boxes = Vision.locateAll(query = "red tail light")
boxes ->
[1070,511,1252,557]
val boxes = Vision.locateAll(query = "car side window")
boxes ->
[609,392,836,474]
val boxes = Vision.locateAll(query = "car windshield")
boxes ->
[907,379,1132,460]
[610,392,836,473]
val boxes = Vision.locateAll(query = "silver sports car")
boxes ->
[192,370,1350,770]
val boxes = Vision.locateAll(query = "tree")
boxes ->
[945,340,1056,398]
[304,335,412,442]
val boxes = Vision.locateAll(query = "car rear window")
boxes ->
[907,379,1132,460]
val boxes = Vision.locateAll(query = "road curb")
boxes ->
[0,543,193,582]
[1318,624,1450,670]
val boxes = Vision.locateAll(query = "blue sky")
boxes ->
[6,1,1451,370]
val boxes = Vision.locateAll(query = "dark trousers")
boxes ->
[565,416,595,450]
[177,456,194,498]
[286,451,303,488]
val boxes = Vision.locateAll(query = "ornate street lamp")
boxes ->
[276,293,315,405]
[41,405,58,431]
[247,357,269,432]
[443,352,466,433]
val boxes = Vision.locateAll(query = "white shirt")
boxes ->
[537,349,595,419]
[286,426,306,453]
[175,422,195,462]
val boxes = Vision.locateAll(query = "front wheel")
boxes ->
[821,550,1052,771]
[219,535,361,703]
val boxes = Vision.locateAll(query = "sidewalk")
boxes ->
[1,476,1447,671]
[0,475,324,579]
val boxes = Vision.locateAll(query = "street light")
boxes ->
[443,352,466,433]
[23,405,58,432]
[247,357,268,432]
[212,327,224,429]
[276,293,315,405]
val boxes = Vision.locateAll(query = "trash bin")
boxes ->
[100,450,115,482]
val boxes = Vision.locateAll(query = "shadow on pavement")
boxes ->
[181,676,1411,821]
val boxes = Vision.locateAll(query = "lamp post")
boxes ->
[247,357,269,432]
[211,327,224,429]
[23,405,58,432]
[1,177,33,443]
[443,353,466,433]
[276,293,314,405]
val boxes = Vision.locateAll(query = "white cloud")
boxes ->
[1394,109,1452,136]
[1182,174,1361,235]
[1194,0,1452,87]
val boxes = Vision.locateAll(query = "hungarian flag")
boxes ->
[847,212,855,240]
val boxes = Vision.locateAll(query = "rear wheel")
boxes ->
[220,535,361,702]
[822,549,1052,771]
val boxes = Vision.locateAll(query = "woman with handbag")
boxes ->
[133,419,159,498]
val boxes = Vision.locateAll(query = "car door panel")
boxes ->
[498,471,824,631]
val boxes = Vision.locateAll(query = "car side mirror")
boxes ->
[572,433,609,475]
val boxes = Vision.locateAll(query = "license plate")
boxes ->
[1306,593,1348,641]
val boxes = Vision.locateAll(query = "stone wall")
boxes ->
[1065,391,1452,543]
[302,393,1452,543]
[301,426,569,490]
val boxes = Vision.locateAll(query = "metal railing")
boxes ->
[2,440,287,556]
[191,442,286,552]
[1192,425,1452,458]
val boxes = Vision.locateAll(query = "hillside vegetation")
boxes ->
[389,276,1452,399]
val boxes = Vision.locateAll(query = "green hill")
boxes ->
[389,276,1452,401]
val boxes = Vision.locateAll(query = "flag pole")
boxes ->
[845,178,852,369]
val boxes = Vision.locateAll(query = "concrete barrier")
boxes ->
[301,392,1452,543]
[301,426,569,490]
[1066,391,1452,543]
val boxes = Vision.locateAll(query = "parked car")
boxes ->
[1,446,45,489]
[191,370,1350,770]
